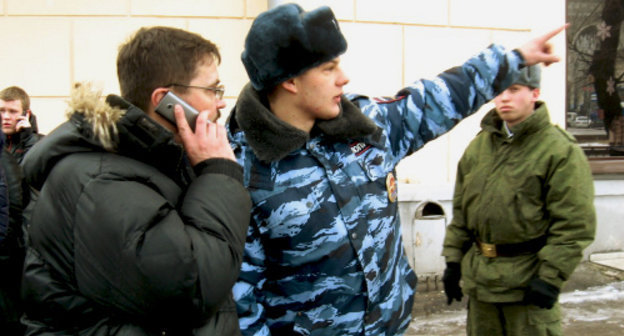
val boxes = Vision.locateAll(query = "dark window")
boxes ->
[567,0,624,175]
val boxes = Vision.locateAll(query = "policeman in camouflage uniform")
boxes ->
[442,65,596,336]
[228,3,566,336]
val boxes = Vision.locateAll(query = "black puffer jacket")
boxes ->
[20,87,251,335]
[6,126,44,164]
[1,146,28,335]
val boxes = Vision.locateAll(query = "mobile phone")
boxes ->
[155,91,200,131]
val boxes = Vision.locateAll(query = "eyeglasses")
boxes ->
[166,83,225,100]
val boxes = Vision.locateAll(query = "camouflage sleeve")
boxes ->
[233,223,272,336]
[537,143,596,288]
[356,44,524,164]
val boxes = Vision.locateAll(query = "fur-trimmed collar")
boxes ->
[65,84,127,151]
[23,84,190,190]
[230,83,379,162]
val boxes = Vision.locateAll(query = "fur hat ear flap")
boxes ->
[242,4,347,91]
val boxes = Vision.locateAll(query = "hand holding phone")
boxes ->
[16,110,31,131]
[155,91,201,131]
[171,101,236,165]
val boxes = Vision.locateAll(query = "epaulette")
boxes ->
[553,125,578,143]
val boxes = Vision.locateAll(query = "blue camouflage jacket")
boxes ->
[228,44,524,336]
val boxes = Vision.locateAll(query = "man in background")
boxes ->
[0,86,44,163]
[442,65,596,335]
[0,88,34,335]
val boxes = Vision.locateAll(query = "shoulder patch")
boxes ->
[350,141,372,156]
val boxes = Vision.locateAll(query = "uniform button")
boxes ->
[351,232,358,239]
[297,312,303,316]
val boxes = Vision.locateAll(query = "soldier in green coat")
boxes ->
[442,65,596,336]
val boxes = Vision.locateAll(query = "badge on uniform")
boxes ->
[386,172,397,203]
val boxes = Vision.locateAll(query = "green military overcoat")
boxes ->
[443,102,596,302]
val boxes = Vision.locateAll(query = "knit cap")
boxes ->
[515,65,541,89]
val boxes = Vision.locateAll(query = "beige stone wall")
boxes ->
[0,0,565,184]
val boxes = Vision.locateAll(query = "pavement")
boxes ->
[406,253,624,336]
[589,251,624,271]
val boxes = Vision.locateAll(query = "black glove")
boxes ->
[523,278,560,309]
[442,262,463,305]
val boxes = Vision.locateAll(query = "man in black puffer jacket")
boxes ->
[20,26,251,335]
[1,131,28,336]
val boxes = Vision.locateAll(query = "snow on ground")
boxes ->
[560,281,624,326]
[559,280,624,304]
[407,281,624,336]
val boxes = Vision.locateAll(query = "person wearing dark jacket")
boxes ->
[442,65,596,335]
[0,129,26,336]
[0,86,44,164]
[0,146,28,336]
[20,26,251,335]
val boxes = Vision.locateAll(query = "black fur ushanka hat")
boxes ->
[241,3,348,91]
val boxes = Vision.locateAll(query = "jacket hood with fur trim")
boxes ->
[22,84,186,190]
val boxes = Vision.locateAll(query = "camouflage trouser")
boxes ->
[467,298,562,336]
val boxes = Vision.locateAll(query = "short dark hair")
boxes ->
[116,26,221,111]
[0,86,30,111]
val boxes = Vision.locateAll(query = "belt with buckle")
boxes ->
[476,235,547,258]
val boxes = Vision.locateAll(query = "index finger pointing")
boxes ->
[538,23,569,43]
